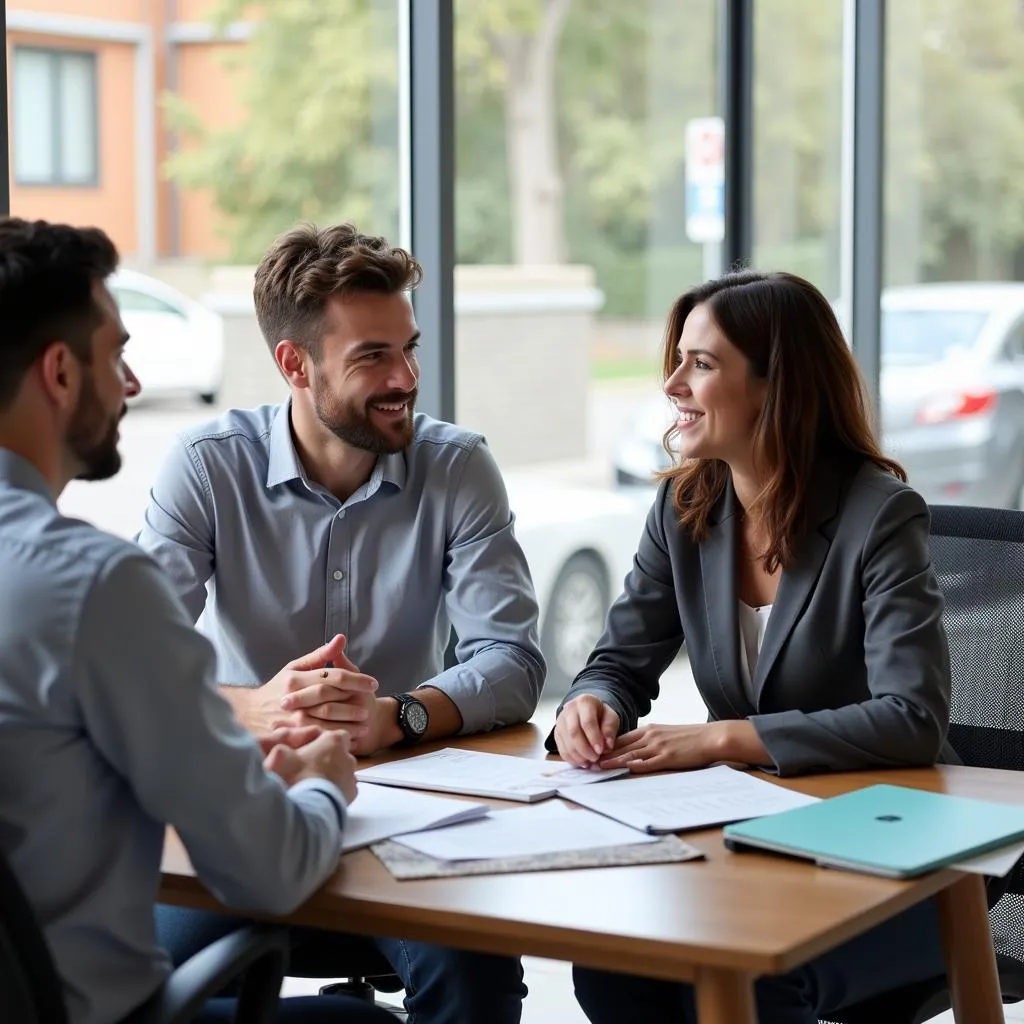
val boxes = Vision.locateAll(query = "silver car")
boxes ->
[613,283,1024,508]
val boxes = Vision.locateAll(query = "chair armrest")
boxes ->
[125,925,289,1024]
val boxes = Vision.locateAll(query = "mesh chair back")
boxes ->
[929,504,1024,962]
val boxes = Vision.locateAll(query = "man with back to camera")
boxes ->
[136,222,544,1023]
[0,216,397,1024]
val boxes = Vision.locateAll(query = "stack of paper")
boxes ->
[356,747,627,802]
[559,764,820,834]
[393,800,660,861]
[342,783,489,853]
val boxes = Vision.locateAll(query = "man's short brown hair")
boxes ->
[253,222,423,359]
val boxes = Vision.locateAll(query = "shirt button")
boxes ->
[333,570,344,581]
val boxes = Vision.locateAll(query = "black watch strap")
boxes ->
[393,692,429,745]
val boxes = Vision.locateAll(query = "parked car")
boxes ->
[613,282,1024,508]
[110,268,225,406]
[505,474,648,702]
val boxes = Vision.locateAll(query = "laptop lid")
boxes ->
[723,784,1024,878]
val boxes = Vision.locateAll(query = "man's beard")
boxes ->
[313,381,417,455]
[67,370,125,482]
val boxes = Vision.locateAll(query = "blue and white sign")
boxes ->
[685,117,725,244]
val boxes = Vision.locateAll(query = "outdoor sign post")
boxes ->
[685,116,725,280]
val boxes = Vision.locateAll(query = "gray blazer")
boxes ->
[548,461,953,776]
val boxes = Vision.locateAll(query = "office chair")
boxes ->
[311,940,407,1019]
[826,503,1024,1024]
[0,843,290,1024]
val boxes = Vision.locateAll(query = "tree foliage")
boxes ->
[164,0,1024,312]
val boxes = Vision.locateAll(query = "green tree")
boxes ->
[163,0,401,263]
[164,0,716,315]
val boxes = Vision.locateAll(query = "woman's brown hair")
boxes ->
[661,270,904,572]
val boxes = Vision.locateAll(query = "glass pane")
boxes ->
[883,0,1024,509]
[752,1,844,297]
[13,49,55,184]
[454,0,719,725]
[4,2,401,540]
[58,53,97,184]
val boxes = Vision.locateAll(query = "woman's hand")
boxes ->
[598,723,719,772]
[599,719,771,773]
[554,695,621,767]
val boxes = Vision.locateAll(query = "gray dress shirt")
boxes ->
[136,404,544,733]
[0,450,347,1024]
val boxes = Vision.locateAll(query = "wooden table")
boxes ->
[160,725,1016,1023]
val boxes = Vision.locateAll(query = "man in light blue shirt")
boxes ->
[0,218,392,1024]
[138,223,541,1023]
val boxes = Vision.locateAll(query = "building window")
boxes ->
[13,47,98,187]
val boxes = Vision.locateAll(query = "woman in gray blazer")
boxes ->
[550,270,952,1024]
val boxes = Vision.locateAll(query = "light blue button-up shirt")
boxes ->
[0,450,347,1024]
[137,404,544,733]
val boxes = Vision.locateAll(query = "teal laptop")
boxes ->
[722,784,1024,879]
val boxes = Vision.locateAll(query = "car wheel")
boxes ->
[198,390,218,406]
[540,552,609,701]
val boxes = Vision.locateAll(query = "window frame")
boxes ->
[12,44,100,189]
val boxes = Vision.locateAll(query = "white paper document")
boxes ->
[356,748,628,803]
[393,800,661,861]
[559,764,820,834]
[342,783,489,853]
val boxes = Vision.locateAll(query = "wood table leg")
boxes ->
[695,966,756,1024]
[936,873,1003,1023]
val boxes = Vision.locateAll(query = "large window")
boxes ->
[882,0,1024,510]
[13,47,98,187]
[453,0,718,722]
[5,2,402,539]
[753,1,844,297]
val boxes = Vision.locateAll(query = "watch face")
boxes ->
[404,700,429,736]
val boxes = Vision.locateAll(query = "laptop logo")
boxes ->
[875,814,902,822]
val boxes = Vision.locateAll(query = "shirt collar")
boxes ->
[265,401,305,489]
[265,399,409,494]
[0,448,57,505]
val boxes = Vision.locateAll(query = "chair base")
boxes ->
[318,981,408,1020]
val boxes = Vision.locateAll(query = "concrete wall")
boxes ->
[453,265,602,467]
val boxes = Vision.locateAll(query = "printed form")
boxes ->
[560,764,820,833]
[357,747,628,802]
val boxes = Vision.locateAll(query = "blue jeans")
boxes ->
[573,899,946,1024]
[156,905,526,1024]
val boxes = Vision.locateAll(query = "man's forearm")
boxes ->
[375,686,463,750]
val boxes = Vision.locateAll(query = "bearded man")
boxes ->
[138,222,543,1024]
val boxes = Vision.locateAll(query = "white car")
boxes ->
[506,474,649,701]
[110,269,225,405]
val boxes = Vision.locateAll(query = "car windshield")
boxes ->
[881,308,989,366]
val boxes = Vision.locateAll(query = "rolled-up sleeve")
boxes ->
[750,488,951,776]
[418,441,545,733]
[136,437,214,624]
[75,553,345,915]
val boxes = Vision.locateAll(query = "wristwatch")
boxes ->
[392,692,429,745]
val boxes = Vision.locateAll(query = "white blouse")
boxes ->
[738,600,773,706]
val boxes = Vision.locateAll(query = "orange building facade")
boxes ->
[6,0,246,261]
